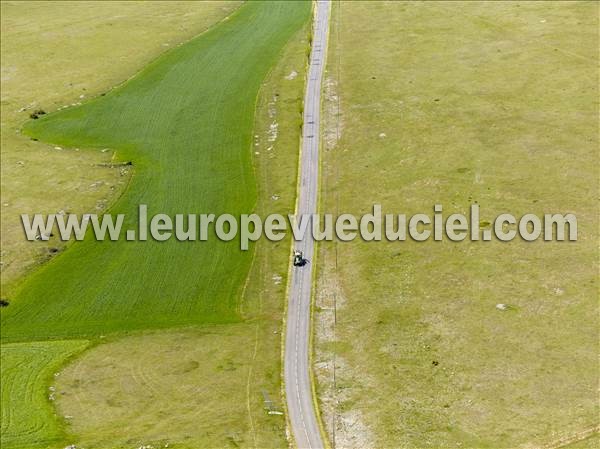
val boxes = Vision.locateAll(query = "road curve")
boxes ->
[284,1,330,449]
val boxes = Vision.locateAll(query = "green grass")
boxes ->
[1,1,311,341]
[0,340,88,449]
[50,327,278,449]
[1,2,312,447]
[45,17,312,449]
[315,1,598,448]
[0,0,241,293]
[1,2,311,447]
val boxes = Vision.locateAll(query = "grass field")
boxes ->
[1,3,239,448]
[51,327,279,449]
[1,1,311,341]
[45,17,312,448]
[1,1,311,448]
[1,340,88,449]
[315,1,598,448]
[0,1,241,294]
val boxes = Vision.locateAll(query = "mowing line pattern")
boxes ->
[1,341,88,449]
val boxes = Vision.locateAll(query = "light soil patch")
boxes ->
[0,1,241,294]
[556,431,600,449]
[314,257,375,449]
[323,76,343,151]
[315,1,598,448]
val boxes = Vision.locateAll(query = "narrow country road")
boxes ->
[284,1,330,448]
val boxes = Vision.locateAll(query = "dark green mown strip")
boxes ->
[1,1,311,341]
[1,340,89,448]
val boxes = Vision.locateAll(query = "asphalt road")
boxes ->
[284,1,330,448]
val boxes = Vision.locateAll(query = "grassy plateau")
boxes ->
[1,1,311,340]
[44,18,312,449]
[315,1,598,448]
[1,1,311,448]
[1,0,241,294]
